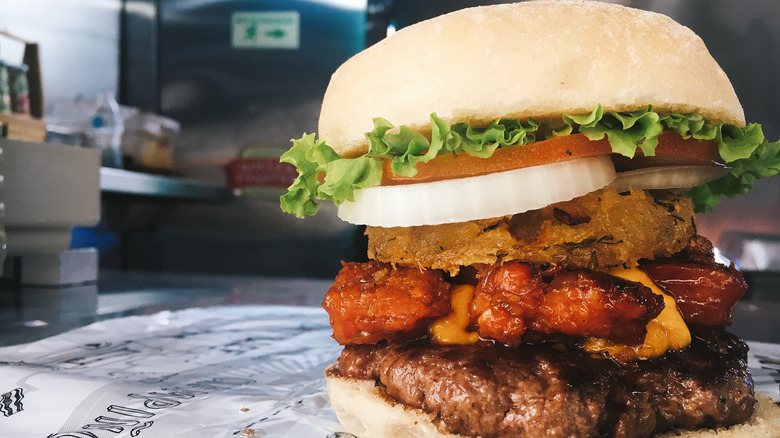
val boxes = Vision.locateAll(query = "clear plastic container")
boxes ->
[89,92,124,168]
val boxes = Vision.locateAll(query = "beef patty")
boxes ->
[333,332,755,438]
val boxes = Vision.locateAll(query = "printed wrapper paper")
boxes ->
[0,305,779,438]
[0,306,343,438]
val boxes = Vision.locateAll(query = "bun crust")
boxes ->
[326,371,464,438]
[326,372,780,438]
[319,0,744,158]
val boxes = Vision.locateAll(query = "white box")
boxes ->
[1,139,100,255]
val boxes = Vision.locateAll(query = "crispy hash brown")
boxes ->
[367,188,696,275]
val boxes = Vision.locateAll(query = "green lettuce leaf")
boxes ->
[280,106,778,217]
[279,134,329,218]
[279,134,382,218]
[562,106,664,158]
[688,137,780,212]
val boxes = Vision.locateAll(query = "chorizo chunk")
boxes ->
[641,260,747,329]
[323,261,451,345]
[471,262,665,345]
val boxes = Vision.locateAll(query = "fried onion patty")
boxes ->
[367,188,696,275]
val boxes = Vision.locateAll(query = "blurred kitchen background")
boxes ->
[0,0,777,291]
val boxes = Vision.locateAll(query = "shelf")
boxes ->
[100,167,234,202]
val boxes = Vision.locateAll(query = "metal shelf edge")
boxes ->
[100,167,234,201]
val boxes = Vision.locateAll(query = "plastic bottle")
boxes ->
[90,92,124,168]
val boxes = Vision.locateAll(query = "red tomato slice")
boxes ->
[381,131,720,186]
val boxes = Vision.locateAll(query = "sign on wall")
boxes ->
[231,11,300,49]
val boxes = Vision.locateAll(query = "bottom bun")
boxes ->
[326,369,465,438]
[326,370,780,438]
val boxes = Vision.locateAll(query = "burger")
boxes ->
[279,1,780,437]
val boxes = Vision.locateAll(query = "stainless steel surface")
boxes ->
[731,300,780,346]
[0,271,331,347]
[100,167,234,201]
[16,248,98,286]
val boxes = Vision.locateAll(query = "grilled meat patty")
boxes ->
[333,332,755,438]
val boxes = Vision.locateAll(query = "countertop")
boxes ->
[0,271,332,347]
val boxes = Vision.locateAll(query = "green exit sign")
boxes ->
[232,11,300,49]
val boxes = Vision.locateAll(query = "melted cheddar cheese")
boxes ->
[429,284,480,344]
[583,267,691,361]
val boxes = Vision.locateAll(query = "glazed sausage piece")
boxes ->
[323,261,451,345]
[471,262,665,345]
[640,261,747,329]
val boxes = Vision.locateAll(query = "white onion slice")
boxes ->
[337,156,616,227]
[611,165,729,193]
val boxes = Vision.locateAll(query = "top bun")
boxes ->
[318,0,744,158]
